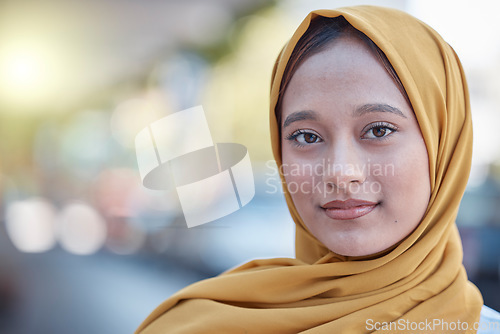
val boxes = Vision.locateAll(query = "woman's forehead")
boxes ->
[281,38,412,122]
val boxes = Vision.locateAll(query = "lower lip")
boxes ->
[323,204,377,220]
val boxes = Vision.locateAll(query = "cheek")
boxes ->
[386,138,431,214]
[402,141,430,190]
[281,149,323,203]
[282,162,316,197]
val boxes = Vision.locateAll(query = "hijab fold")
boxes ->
[136,6,483,333]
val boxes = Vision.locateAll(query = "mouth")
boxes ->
[321,199,379,220]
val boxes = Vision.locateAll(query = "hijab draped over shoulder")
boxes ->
[136,6,483,333]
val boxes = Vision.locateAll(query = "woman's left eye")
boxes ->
[362,122,397,140]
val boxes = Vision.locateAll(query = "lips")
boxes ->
[321,199,378,220]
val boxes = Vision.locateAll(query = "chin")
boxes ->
[332,247,373,257]
[323,235,385,257]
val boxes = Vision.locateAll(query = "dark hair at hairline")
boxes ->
[275,16,411,127]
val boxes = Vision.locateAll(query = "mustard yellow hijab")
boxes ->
[136,6,483,333]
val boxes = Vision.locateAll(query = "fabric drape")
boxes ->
[136,6,483,333]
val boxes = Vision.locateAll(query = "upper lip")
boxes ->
[321,199,378,209]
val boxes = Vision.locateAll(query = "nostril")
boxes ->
[324,175,365,191]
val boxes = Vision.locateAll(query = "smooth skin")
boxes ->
[281,35,431,256]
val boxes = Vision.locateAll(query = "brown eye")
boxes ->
[372,127,387,137]
[362,123,396,140]
[304,133,318,143]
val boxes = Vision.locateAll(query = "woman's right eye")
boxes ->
[286,130,323,146]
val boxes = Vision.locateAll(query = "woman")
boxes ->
[136,6,500,333]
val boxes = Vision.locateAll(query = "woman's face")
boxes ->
[281,36,431,256]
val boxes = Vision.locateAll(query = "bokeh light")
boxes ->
[56,202,107,255]
[0,39,69,110]
[110,91,171,149]
[5,197,57,253]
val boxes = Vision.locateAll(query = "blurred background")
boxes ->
[0,0,499,333]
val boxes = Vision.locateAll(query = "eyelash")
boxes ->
[362,122,398,140]
[285,129,322,147]
[285,122,398,147]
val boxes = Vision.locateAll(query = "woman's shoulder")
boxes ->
[478,305,500,334]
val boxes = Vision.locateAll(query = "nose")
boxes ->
[322,142,367,190]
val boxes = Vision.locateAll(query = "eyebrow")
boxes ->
[353,103,407,119]
[282,104,407,129]
[282,110,318,128]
